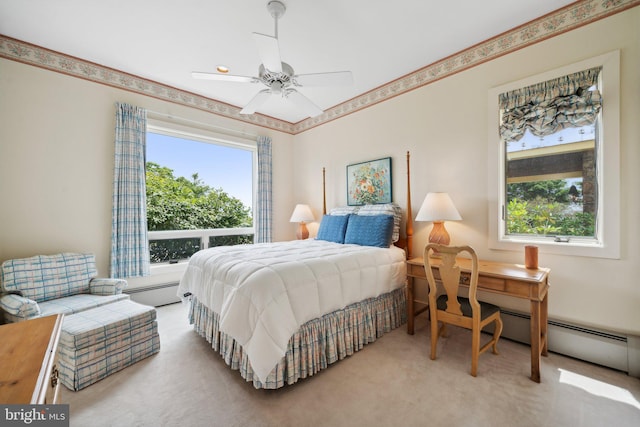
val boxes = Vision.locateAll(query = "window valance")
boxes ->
[499,67,602,142]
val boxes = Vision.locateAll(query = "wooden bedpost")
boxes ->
[406,151,413,259]
[322,167,327,215]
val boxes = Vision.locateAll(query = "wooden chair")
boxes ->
[424,244,503,376]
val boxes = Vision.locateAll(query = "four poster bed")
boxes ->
[178,152,414,389]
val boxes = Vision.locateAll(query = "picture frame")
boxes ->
[347,157,392,206]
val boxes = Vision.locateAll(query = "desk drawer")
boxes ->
[408,263,426,278]
[434,270,507,292]
[477,275,507,292]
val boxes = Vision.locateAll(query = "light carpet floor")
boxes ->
[60,302,640,427]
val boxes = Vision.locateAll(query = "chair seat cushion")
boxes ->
[436,295,500,320]
[38,293,130,317]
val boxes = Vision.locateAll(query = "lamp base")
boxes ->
[296,222,309,240]
[428,221,450,257]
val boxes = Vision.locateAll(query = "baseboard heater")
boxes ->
[124,282,180,307]
[499,309,639,377]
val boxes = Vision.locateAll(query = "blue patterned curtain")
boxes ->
[255,136,272,243]
[110,103,150,278]
[499,67,602,142]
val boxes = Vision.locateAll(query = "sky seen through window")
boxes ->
[146,132,254,210]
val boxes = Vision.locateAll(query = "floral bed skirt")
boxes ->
[188,287,407,389]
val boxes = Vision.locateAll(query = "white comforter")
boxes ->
[178,239,406,382]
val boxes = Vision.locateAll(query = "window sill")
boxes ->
[150,261,189,275]
[489,236,619,259]
[125,261,189,290]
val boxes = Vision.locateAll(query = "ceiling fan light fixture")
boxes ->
[271,81,283,95]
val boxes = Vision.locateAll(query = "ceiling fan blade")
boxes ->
[294,71,353,87]
[287,89,324,118]
[240,89,271,115]
[192,72,257,83]
[253,32,282,73]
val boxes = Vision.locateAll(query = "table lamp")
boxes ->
[415,192,462,249]
[289,204,315,240]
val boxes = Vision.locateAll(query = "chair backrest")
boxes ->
[0,253,97,302]
[424,244,480,318]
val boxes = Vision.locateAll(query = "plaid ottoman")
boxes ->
[57,299,160,391]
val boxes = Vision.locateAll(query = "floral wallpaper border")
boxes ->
[1,0,637,135]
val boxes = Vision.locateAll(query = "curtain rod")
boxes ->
[145,109,259,140]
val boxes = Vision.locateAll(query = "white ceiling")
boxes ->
[0,0,575,123]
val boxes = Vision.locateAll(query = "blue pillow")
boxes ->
[344,214,395,248]
[316,214,350,243]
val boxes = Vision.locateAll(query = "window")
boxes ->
[488,51,620,259]
[146,119,256,264]
[503,72,600,240]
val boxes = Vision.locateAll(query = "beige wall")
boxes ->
[0,8,638,335]
[293,8,640,335]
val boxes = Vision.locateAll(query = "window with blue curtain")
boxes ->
[255,136,272,243]
[110,102,150,278]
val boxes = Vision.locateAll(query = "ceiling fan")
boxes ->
[192,0,353,118]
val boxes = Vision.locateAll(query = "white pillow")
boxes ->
[328,206,360,216]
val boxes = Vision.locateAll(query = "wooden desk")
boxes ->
[0,314,63,403]
[406,257,550,383]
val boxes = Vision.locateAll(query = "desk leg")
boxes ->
[530,300,542,383]
[406,276,415,335]
[541,293,549,357]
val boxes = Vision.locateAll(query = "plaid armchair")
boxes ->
[0,253,129,323]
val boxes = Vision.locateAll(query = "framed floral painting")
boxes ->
[347,157,392,206]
